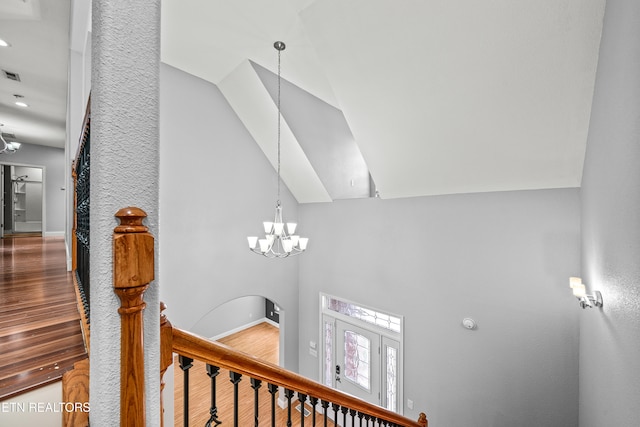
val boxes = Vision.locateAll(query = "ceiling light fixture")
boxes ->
[14,94,28,108]
[247,41,309,258]
[0,126,21,154]
[0,38,10,47]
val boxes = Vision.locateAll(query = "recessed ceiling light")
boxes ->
[0,39,10,47]
[13,94,28,108]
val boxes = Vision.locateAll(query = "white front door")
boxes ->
[335,319,381,406]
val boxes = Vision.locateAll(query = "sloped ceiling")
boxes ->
[162,0,606,202]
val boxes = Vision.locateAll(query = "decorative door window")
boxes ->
[344,330,371,390]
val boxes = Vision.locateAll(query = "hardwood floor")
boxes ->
[0,236,87,400]
[174,322,335,426]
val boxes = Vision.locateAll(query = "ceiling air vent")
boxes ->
[2,70,21,82]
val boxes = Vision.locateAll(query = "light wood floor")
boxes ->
[174,322,335,426]
[0,236,86,399]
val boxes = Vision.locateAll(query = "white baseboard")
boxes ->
[44,231,65,237]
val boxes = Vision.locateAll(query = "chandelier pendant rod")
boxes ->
[276,41,283,205]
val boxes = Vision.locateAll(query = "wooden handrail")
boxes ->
[169,325,427,427]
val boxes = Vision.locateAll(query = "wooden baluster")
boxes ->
[160,303,173,427]
[321,399,330,427]
[285,388,294,427]
[309,396,318,426]
[417,412,428,427]
[298,392,307,427]
[179,356,194,427]
[230,371,242,427]
[251,378,262,427]
[268,383,278,427]
[205,364,222,426]
[113,207,154,427]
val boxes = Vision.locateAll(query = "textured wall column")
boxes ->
[580,0,640,426]
[90,1,160,425]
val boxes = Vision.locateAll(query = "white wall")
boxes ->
[0,143,66,235]
[159,63,300,371]
[298,189,581,427]
[579,0,640,425]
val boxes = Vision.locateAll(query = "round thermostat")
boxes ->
[462,318,477,330]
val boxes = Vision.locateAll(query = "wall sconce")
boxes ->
[569,277,603,309]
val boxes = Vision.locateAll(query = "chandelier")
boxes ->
[247,41,309,258]
[0,125,21,154]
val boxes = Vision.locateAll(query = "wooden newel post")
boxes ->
[113,207,155,427]
[418,412,428,427]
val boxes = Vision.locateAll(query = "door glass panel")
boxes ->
[385,345,398,412]
[324,295,401,333]
[324,319,334,387]
[344,330,371,390]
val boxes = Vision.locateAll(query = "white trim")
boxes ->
[208,317,279,342]
[45,231,65,237]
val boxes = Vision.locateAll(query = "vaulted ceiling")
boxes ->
[162,0,606,201]
[1,0,606,202]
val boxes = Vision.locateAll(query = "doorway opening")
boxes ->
[173,295,285,425]
[1,164,45,238]
[320,294,404,415]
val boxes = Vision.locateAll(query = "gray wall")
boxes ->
[190,295,267,339]
[0,143,66,234]
[579,0,640,425]
[159,63,300,371]
[298,189,581,427]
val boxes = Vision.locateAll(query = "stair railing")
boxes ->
[72,98,91,351]
[113,207,428,427]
